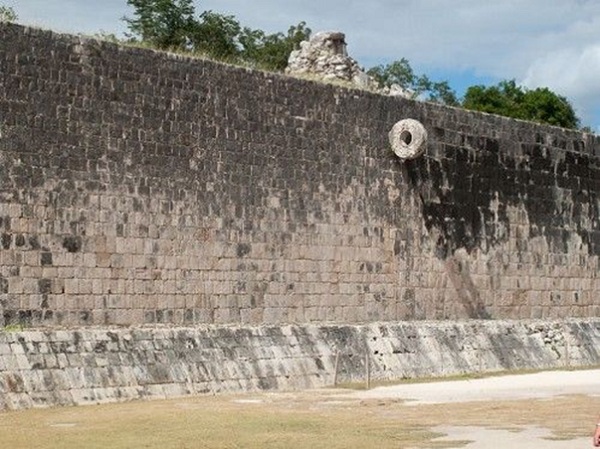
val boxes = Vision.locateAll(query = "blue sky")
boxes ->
[5,0,600,131]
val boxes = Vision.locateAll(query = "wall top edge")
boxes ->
[1,21,597,144]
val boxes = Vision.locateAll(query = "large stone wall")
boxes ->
[2,320,600,410]
[1,23,600,327]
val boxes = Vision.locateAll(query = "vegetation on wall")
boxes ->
[368,58,459,106]
[0,5,17,22]
[123,0,310,71]
[1,1,585,130]
[462,79,580,130]
[122,1,581,129]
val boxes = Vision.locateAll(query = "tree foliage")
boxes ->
[123,1,582,129]
[123,0,310,70]
[0,5,17,23]
[123,0,196,50]
[239,22,311,71]
[191,10,241,60]
[367,58,459,106]
[368,58,415,90]
[462,80,579,129]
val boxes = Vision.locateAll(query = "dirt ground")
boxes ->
[1,369,599,448]
[346,369,600,448]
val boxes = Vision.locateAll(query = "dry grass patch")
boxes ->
[0,390,596,448]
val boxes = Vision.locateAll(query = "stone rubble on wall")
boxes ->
[286,31,411,98]
[1,319,600,411]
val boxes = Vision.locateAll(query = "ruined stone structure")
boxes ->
[286,30,412,97]
[1,23,600,409]
[286,31,379,91]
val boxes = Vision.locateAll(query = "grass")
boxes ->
[0,323,26,332]
[0,394,441,449]
[0,385,597,449]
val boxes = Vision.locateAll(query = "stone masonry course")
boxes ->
[0,23,600,327]
[2,23,600,411]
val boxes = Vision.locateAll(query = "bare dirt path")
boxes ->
[347,369,600,448]
[352,369,600,405]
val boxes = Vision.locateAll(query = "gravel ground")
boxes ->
[349,369,600,448]
[430,425,590,449]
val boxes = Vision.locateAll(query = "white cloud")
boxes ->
[522,44,600,123]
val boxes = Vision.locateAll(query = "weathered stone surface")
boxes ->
[0,23,599,326]
[1,319,600,410]
[389,119,428,160]
[286,30,413,98]
[286,31,379,90]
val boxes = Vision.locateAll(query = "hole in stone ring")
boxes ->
[400,130,412,145]
[389,118,427,160]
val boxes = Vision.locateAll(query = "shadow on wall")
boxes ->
[402,128,600,318]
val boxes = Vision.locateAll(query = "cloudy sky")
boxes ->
[5,0,600,131]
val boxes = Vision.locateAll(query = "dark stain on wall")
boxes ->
[62,236,82,253]
[406,132,600,259]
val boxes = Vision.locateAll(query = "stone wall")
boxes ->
[2,320,600,410]
[1,23,600,327]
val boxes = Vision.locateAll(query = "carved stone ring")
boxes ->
[389,119,427,160]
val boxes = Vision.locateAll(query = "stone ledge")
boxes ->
[1,319,599,410]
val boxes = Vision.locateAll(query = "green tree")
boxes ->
[462,80,579,129]
[0,5,17,22]
[368,58,415,91]
[239,22,311,71]
[520,87,579,129]
[367,58,459,106]
[190,10,241,60]
[462,80,523,116]
[123,0,309,70]
[123,0,196,50]
[581,126,595,134]
[428,80,460,106]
